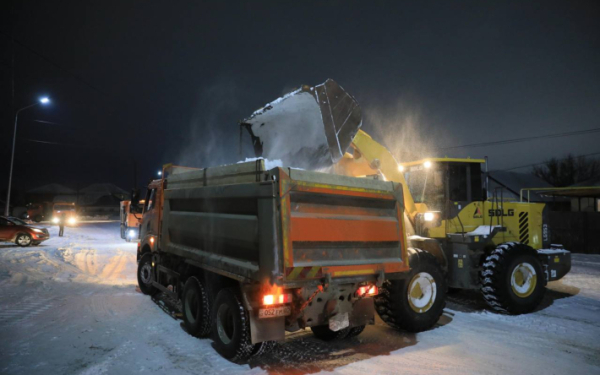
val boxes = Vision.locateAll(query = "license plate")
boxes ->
[258,306,291,319]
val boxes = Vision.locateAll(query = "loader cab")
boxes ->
[401,158,486,234]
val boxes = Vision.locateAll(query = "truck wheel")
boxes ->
[182,277,211,338]
[137,253,158,296]
[480,242,545,314]
[375,248,446,332]
[211,288,254,362]
[251,340,276,358]
[16,233,32,247]
[310,325,351,341]
[345,325,366,338]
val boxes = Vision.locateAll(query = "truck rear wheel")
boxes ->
[211,288,254,362]
[137,253,158,296]
[375,248,446,332]
[345,325,366,338]
[311,325,351,341]
[182,277,211,337]
[251,340,276,358]
[480,242,545,314]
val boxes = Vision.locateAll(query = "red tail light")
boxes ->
[263,293,293,306]
[357,285,378,296]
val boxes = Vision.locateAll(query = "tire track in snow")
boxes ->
[0,295,54,327]
[98,250,127,281]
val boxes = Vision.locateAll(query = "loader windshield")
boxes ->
[404,166,445,210]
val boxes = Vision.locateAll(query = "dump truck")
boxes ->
[135,80,446,361]
[242,78,571,315]
[51,202,78,226]
[120,200,143,242]
[135,162,445,361]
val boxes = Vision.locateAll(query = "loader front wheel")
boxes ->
[480,242,545,314]
[137,253,158,296]
[182,277,211,337]
[375,248,446,332]
[211,288,254,363]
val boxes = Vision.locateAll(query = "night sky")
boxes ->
[1,1,599,197]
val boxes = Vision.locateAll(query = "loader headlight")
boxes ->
[52,217,60,224]
[423,161,432,169]
[128,229,136,238]
[424,212,435,222]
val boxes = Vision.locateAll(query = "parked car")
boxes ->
[0,216,50,247]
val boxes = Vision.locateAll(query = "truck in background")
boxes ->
[51,202,78,226]
[120,200,143,242]
[25,202,53,222]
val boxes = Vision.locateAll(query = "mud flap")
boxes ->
[249,314,285,344]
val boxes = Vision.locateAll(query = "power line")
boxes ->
[441,128,600,150]
[495,151,600,172]
[0,32,109,98]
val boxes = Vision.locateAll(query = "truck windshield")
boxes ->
[404,167,445,210]
[54,205,75,211]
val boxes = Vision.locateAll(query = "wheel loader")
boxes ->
[242,79,571,316]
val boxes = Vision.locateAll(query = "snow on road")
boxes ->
[1,222,599,375]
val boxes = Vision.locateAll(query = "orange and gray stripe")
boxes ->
[286,266,322,280]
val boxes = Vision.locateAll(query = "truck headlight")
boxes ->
[68,217,77,225]
[52,217,60,224]
[128,229,135,238]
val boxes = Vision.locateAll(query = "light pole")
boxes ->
[4,97,51,216]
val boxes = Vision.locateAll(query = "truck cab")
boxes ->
[51,202,78,226]
[120,200,144,242]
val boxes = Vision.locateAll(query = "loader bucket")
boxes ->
[241,79,362,169]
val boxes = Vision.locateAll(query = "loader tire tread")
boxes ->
[375,248,446,333]
[480,242,546,315]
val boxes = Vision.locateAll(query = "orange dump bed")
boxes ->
[159,161,409,286]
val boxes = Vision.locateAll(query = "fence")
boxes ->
[548,212,600,254]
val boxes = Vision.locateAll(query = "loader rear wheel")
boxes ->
[480,242,545,314]
[211,288,254,363]
[182,277,211,337]
[310,325,351,341]
[137,253,158,296]
[375,248,446,332]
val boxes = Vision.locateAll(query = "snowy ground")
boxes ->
[1,222,599,375]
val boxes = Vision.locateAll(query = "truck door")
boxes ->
[140,188,160,240]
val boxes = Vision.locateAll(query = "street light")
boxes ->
[157,171,162,176]
[4,97,51,216]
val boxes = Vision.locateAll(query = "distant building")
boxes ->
[26,182,128,218]
[78,183,128,216]
[27,183,77,203]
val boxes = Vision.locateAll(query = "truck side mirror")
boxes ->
[131,188,140,206]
